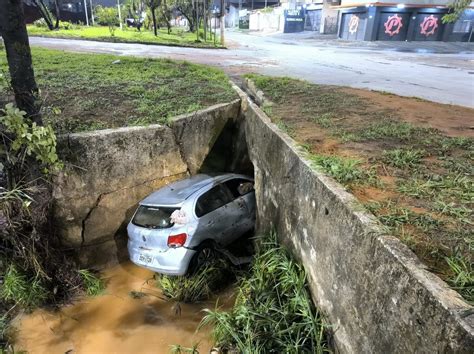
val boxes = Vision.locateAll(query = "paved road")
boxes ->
[29,32,474,107]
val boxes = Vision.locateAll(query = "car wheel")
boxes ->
[189,243,216,275]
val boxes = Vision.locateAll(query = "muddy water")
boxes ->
[13,262,234,354]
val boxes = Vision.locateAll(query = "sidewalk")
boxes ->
[231,29,474,54]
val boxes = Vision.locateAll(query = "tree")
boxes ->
[95,5,120,36]
[0,0,42,124]
[172,0,196,32]
[442,0,471,23]
[31,0,60,30]
[160,0,172,34]
[145,0,162,36]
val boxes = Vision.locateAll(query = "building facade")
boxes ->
[335,0,474,41]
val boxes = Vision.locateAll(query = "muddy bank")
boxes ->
[13,262,234,353]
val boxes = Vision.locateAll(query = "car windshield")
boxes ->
[132,206,178,229]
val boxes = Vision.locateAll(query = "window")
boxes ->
[224,179,255,199]
[195,184,233,217]
[132,206,177,229]
[453,20,472,33]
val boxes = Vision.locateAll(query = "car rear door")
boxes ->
[223,178,256,237]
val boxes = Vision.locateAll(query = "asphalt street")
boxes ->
[29,31,474,107]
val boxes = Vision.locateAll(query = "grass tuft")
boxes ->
[0,265,47,309]
[199,233,331,353]
[157,259,231,303]
[310,154,374,186]
[78,269,105,297]
[382,148,425,168]
[445,255,473,304]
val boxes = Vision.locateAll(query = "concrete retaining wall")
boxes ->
[234,82,474,353]
[53,100,240,267]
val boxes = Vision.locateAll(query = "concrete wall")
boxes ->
[53,100,240,268]
[235,82,474,353]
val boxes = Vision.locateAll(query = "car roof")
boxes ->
[140,173,252,206]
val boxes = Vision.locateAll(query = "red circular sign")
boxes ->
[384,14,403,36]
[420,15,439,36]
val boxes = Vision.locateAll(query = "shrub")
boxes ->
[199,233,331,353]
[95,6,119,36]
[33,18,48,28]
[59,21,76,30]
[0,103,62,173]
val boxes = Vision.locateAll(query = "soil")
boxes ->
[12,262,235,353]
[249,75,473,303]
[342,88,474,138]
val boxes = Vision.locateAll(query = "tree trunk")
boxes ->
[32,0,55,30]
[54,0,60,29]
[151,7,158,36]
[0,0,42,124]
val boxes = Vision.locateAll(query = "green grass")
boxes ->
[0,48,237,133]
[445,255,473,304]
[0,265,47,309]
[310,154,374,186]
[199,233,330,353]
[157,258,231,303]
[27,25,222,48]
[382,148,425,168]
[78,269,105,297]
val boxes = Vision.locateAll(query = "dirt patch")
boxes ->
[342,88,474,138]
[12,262,235,353]
[246,74,473,304]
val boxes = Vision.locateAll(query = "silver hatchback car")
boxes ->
[127,173,256,276]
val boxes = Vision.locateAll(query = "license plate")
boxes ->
[138,254,153,264]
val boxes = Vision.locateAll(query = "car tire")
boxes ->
[188,242,216,275]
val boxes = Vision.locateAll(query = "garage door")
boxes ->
[305,10,322,31]
[376,12,410,41]
[413,13,444,41]
[339,12,367,40]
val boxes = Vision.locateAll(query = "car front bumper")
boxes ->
[128,240,196,276]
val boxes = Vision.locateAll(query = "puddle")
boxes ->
[12,262,234,353]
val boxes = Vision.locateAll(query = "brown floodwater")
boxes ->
[12,262,235,354]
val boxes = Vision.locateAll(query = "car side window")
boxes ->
[224,179,255,199]
[195,184,233,217]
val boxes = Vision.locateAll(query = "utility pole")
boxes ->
[89,0,94,25]
[83,0,89,26]
[117,0,123,30]
[220,0,224,45]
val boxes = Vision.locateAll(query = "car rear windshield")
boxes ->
[132,206,178,229]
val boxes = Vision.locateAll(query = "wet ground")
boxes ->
[12,262,234,353]
[28,30,474,107]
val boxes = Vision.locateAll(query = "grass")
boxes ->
[199,233,330,353]
[247,74,474,303]
[157,258,232,303]
[382,148,425,169]
[78,269,105,297]
[445,255,474,303]
[0,48,236,133]
[27,25,222,48]
[0,265,47,309]
[310,154,375,186]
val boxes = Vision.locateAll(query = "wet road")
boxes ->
[29,31,474,107]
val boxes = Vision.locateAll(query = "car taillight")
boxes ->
[167,233,187,248]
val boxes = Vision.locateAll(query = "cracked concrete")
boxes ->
[53,101,240,267]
